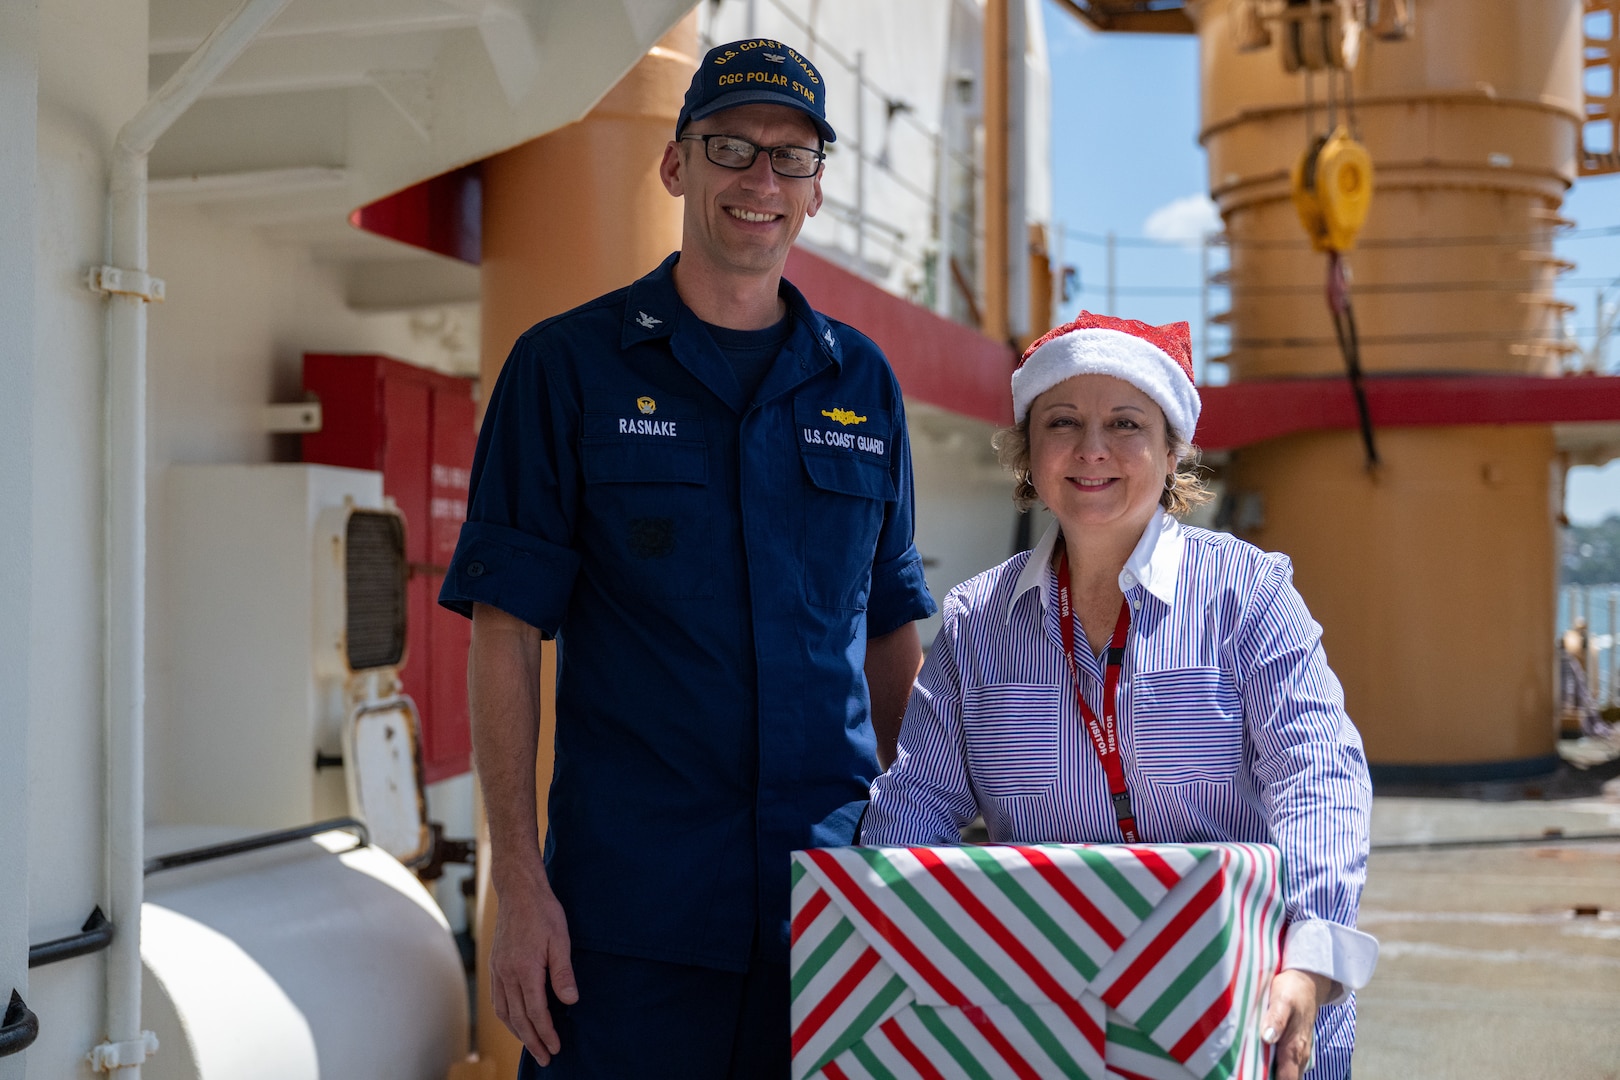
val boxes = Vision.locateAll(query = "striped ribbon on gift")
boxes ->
[790,843,1285,1080]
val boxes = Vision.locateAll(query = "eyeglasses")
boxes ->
[678,134,825,178]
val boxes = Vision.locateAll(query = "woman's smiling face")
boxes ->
[1027,373,1177,543]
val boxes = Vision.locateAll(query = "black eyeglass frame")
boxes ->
[677,133,826,178]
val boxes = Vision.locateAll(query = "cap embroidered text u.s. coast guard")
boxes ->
[677,39,837,144]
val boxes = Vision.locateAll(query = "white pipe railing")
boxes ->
[708,0,987,311]
[95,0,294,1073]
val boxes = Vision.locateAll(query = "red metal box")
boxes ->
[302,353,476,783]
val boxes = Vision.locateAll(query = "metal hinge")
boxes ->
[88,1030,159,1072]
[87,266,166,303]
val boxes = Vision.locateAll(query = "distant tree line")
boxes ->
[1563,516,1620,586]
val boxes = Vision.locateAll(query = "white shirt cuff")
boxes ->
[1281,919,1380,1006]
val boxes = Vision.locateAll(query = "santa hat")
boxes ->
[1011,312,1199,441]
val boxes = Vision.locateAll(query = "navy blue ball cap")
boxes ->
[677,39,837,145]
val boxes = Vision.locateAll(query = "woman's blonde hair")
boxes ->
[991,418,1213,516]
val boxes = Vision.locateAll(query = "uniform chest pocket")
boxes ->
[580,408,712,598]
[961,683,1059,798]
[1129,667,1245,785]
[795,398,895,611]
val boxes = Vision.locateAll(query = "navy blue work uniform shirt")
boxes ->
[440,253,936,971]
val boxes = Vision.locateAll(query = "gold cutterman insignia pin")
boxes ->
[637,396,656,415]
[821,408,867,426]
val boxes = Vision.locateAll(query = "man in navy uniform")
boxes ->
[440,38,936,1079]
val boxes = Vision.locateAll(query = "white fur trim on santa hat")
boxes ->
[1011,328,1201,440]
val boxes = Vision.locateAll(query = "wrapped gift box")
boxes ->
[790,843,1284,1080]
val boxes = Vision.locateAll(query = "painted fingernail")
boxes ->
[1262,1026,1278,1043]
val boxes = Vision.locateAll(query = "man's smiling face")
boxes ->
[661,103,824,280]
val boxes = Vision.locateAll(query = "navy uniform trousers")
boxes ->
[518,943,789,1079]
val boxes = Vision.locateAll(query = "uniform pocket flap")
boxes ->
[794,398,895,500]
[800,452,896,502]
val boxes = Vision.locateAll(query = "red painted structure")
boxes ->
[784,247,1018,426]
[302,354,477,783]
[352,175,1021,426]
[349,165,482,265]
[350,166,1620,457]
[1197,373,1620,452]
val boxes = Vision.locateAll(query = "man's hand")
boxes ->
[469,604,576,1064]
[490,878,578,1066]
[1262,969,1332,1080]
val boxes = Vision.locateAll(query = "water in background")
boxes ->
[1558,584,1620,707]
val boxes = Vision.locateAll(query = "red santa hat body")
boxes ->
[1011,312,1200,442]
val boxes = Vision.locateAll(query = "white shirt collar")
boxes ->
[1004,508,1185,623]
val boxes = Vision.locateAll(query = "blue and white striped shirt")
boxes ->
[862,512,1376,1078]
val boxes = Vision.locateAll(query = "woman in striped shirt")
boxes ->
[861,313,1376,1080]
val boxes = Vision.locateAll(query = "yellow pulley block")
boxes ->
[1290,126,1374,252]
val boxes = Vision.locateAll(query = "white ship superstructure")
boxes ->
[1,3,1052,1076]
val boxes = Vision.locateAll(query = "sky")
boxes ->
[1039,1,1620,525]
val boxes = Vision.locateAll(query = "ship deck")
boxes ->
[1356,759,1620,1077]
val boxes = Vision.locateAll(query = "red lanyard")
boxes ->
[1055,549,1140,843]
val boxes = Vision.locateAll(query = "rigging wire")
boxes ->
[1304,66,1316,142]
[1342,62,1360,133]
[1282,6,1382,470]
[1328,251,1379,467]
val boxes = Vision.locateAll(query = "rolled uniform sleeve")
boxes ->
[866,390,936,638]
[439,332,581,635]
[1238,555,1377,1003]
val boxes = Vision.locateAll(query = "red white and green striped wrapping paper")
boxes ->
[790,843,1285,1080]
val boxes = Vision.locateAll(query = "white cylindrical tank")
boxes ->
[141,826,468,1080]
